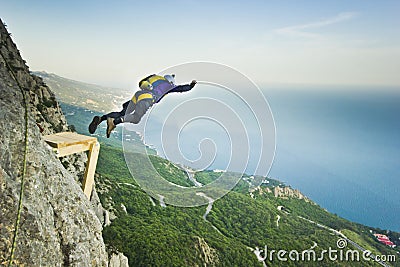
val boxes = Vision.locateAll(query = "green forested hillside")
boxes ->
[57,99,399,266]
[95,145,398,267]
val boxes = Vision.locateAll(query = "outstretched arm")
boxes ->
[169,80,197,93]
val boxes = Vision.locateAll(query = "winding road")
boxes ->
[297,216,392,267]
[276,215,280,228]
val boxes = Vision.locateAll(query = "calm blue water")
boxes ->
[264,87,400,231]
[144,86,400,231]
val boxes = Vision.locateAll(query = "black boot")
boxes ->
[89,116,101,134]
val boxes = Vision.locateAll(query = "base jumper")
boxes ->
[88,74,197,137]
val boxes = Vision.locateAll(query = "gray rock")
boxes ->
[109,252,129,267]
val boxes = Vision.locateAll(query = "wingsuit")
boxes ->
[88,74,197,138]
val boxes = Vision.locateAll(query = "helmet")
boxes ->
[164,74,176,84]
[139,80,153,90]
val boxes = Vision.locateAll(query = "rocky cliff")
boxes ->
[249,184,309,201]
[273,186,308,200]
[0,19,127,266]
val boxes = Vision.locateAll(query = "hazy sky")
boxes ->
[2,0,400,89]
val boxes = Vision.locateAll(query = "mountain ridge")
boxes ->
[33,70,131,113]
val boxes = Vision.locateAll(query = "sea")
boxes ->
[264,86,400,232]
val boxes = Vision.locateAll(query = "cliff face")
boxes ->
[249,184,308,201]
[273,186,307,200]
[0,19,119,266]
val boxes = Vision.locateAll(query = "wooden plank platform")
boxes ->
[44,132,100,199]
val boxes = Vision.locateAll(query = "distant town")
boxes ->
[373,233,396,248]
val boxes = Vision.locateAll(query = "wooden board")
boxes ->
[43,132,100,199]
[82,142,100,199]
[43,132,97,149]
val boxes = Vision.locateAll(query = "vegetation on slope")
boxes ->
[95,145,398,266]
[60,103,398,266]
